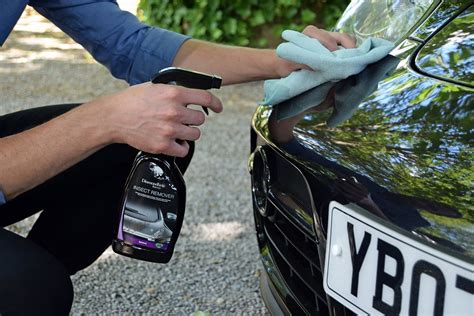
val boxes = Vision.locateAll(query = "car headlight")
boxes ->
[335,0,437,45]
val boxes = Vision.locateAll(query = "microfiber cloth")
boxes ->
[262,30,395,106]
[275,55,400,126]
[275,81,335,120]
[327,55,400,127]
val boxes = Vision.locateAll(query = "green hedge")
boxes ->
[138,0,350,47]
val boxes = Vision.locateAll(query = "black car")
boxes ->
[249,0,473,315]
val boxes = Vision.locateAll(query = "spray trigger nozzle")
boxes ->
[151,67,222,115]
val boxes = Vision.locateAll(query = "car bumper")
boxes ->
[259,268,288,316]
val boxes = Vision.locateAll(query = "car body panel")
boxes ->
[253,38,473,259]
[411,0,470,41]
[250,1,473,314]
[415,5,474,87]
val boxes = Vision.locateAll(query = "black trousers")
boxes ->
[0,104,193,315]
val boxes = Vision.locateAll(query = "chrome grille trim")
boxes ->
[264,221,325,300]
[268,189,316,242]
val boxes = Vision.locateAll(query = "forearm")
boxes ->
[172,27,357,85]
[0,82,222,201]
[0,103,111,200]
[173,39,286,85]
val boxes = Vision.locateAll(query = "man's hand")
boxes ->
[274,26,356,78]
[92,83,223,157]
[302,25,356,51]
[0,84,222,199]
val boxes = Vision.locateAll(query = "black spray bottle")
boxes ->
[112,67,222,263]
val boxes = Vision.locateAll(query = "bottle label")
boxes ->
[118,160,179,251]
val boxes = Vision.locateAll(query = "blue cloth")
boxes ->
[0,0,190,85]
[263,30,394,106]
[0,190,5,205]
[275,55,400,126]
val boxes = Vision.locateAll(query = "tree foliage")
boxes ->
[138,0,350,47]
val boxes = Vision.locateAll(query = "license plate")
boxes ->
[323,201,473,315]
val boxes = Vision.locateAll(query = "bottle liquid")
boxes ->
[112,67,221,263]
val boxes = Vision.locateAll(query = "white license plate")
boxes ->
[323,201,473,315]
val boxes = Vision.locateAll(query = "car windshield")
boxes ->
[334,0,436,45]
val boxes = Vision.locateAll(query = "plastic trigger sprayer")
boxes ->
[112,67,222,263]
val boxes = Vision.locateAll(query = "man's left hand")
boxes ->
[274,25,356,78]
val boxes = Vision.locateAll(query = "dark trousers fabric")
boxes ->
[0,104,194,315]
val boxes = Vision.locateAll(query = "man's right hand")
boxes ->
[0,83,222,200]
[88,82,223,157]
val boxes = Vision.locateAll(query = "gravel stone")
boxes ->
[1,10,269,315]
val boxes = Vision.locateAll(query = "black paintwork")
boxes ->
[416,5,474,87]
[250,1,473,315]
[253,1,473,260]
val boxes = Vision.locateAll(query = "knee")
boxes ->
[0,254,73,315]
[0,230,74,315]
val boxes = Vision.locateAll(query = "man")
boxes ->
[0,1,355,314]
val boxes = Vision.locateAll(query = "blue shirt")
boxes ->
[0,0,190,205]
[0,0,190,85]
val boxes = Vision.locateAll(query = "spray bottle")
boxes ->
[112,67,222,263]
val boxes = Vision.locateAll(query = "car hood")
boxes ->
[253,38,473,261]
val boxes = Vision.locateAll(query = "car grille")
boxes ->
[252,146,355,316]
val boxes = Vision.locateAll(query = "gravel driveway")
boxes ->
[1,10,267,315]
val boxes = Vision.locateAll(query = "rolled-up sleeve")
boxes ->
[31,0,190,85]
